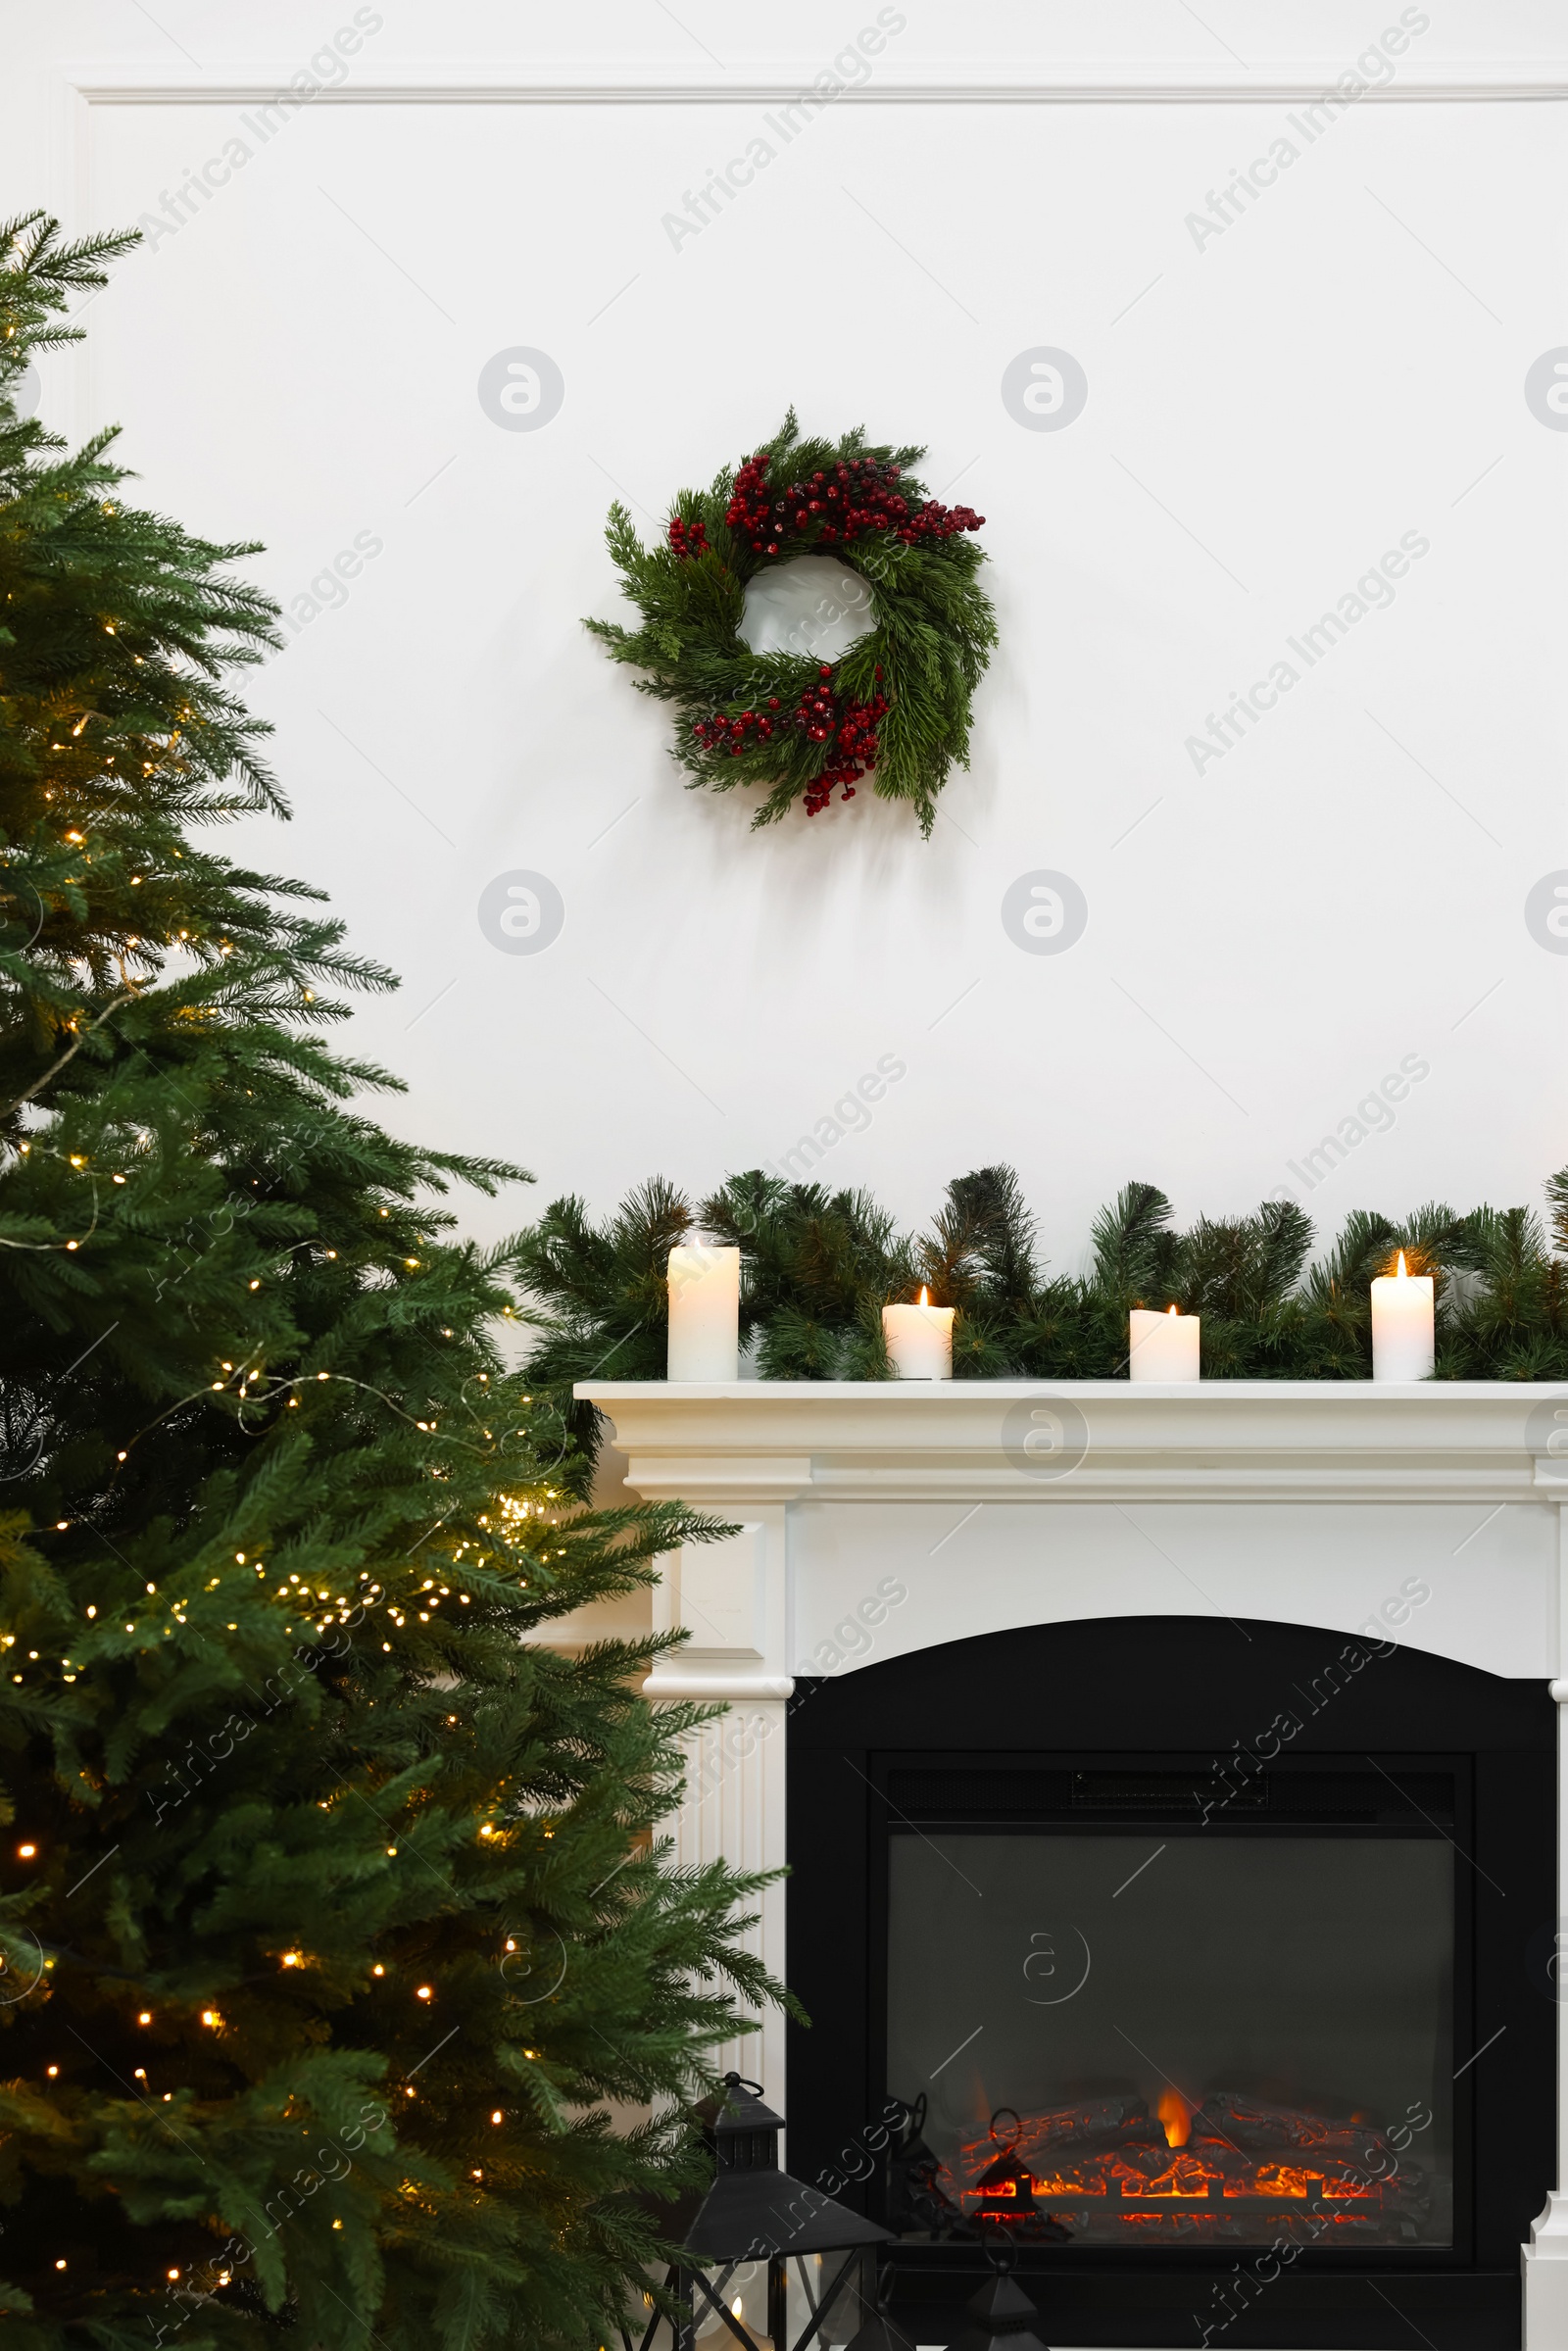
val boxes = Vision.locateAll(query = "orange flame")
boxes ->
[1156,2088,1194,2148]
[1396,1251,1408,1279]
[918,1287,930,1306]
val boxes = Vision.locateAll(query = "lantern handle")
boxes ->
[719,2072,765,2096]
[988,2104,1022,2153]
[981,2222,1019,2274]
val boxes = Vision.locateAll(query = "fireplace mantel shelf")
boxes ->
[578,1378,1568,1505]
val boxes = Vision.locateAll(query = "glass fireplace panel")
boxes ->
[886,1832,1453,2250]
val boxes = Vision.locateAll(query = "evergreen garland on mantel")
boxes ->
[518,1165,1568,1477]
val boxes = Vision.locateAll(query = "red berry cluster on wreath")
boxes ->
[692,701,779,757]
[693,662,890,815]
[724,453,984,555]
[900,497,986,542]
[667,514,710,560]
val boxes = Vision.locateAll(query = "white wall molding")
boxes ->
[63,62,1568,106]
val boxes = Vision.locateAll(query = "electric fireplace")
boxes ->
[788,1617,1553,2348]
[884,1771,1456,2254]
[582,1376,1568,2348]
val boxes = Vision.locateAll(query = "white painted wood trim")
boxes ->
[643,1673,795,1700]
[62,62,1568,107]
[1522,1526,1568,2342]
[580,1380,1568,1507]
[644,1499,793,2085]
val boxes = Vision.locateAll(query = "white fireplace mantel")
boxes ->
[584,1377,1568,1505]
[580,1379,1568,2346]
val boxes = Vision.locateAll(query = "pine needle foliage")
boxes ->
[584,411,997,832]
[519,1162,1568,1454]
[0,215,787,2351]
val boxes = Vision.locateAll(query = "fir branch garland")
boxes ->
[584,410,997,833]
[518,1164,1568,1469]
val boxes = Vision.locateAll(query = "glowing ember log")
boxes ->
[947,2088,1436,2246]
[960,2096,1152,2179]
[1197,2093,1403,2170]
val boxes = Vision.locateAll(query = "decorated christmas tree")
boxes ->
[0,213,780,2349]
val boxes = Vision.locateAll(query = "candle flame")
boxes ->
[1396,1251,1408,1279]
[1168,1304,1178,1316]
[918,1287,929,1306]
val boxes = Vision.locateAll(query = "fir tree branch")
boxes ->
[0,991,135,1120]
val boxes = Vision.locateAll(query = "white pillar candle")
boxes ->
[1128,1305,1200,1383]
[1371,1251,1434,1381]
[666,1244,740,1381]
[882,1288,955,1380]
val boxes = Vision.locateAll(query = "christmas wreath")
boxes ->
[585,412,996,829]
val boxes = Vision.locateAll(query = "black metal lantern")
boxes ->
[627,2073,893,2350]
[950,2258,1053,2351]
[971,2111,1070,2247]
[973,2143,1037,2221]
[884,2093,962,2237]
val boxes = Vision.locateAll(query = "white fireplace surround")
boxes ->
[581,1379,1568,2349]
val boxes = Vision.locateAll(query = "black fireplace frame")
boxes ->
[785,1615,1555,2350]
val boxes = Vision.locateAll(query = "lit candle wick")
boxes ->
[918,1286,929,1306]
[1396,1251,1408,1279]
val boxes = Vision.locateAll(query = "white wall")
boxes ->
[7,4,1568,1272]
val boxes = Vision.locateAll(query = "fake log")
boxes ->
[1011,2098,1152,2161]
[1198,2092,1398,2168]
